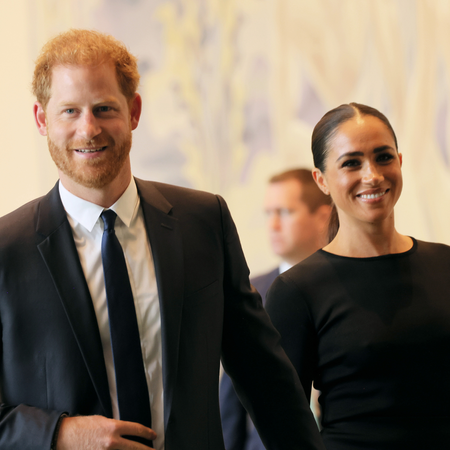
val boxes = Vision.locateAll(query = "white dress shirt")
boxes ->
[59,179,165,450]
[279,260,293,274]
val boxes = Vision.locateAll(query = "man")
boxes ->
[0,30,325,450]
[220,169,331,450]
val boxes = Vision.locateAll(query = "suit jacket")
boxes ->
[220,268,280,450]
[0,179,324,450]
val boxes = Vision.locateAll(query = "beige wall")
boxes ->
[1,0,449,276]
[0,0,57,216]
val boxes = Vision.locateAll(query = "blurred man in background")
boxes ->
[220,168,331,450]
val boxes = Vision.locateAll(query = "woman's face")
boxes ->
[313,115,403,229]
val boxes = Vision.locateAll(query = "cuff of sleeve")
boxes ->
[51,413,68,450]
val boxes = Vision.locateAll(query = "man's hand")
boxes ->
[56,415,157,450]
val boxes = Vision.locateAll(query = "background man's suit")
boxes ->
[0,179,323,450]
[220,268,279,450]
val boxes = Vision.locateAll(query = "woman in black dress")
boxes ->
[266,103,450,449]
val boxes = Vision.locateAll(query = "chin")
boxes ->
[77,170,122,189]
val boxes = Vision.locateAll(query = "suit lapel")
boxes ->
[35,180,185,426]
[35,183,112,417]
[136,179,184,429]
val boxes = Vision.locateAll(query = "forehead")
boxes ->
[265,179,305,205]
[49,61,121,101]
[331,115,396,152]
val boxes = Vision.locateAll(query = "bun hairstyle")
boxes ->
[311,103,398,242]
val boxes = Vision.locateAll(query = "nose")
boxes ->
[362,163,383,185]
[77,111,102,140]
[267,212,281,231]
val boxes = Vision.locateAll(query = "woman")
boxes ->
[265,103,450,449]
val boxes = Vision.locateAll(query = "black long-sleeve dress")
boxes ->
[266,238,450,449]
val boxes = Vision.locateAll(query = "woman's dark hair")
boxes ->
[311,102,398,242]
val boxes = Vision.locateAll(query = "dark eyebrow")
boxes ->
[373,145,395,153]
[335,145,395,162]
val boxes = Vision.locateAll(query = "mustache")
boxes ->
[68,136,114,149]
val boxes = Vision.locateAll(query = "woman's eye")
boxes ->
[341,159,360,168]
[98,106,111,112]
[377,153,394,163]
[65,108,75,114]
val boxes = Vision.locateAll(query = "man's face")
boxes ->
[265,179,325,265]
[34,62,141,190]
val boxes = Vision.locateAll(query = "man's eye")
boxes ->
[65,108,75,114]
[98,106,111,112]
[279,209,292,217]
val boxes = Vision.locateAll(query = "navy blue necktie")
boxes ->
[101,210,153,446]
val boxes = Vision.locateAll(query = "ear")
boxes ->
[398,152,403,167]
[129,93,142,130]
[34,102,48,136]
[312,168,330,196]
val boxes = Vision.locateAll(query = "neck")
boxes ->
[284,248,317,266]
[284,245,325,266]
[285,232,329,266]
[59,168,132,208]
[324,215,412,257]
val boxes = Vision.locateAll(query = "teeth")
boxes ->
[76,147,104,153]
[359,191,386,199]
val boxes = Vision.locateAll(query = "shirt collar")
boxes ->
[59,178,140,232]
[279,260,293,274]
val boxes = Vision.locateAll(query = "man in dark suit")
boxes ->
[0,30,326,450]
[220,169,331,450]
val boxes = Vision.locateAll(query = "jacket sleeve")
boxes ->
[0,401,63,450]
[0,192,77,449]
[218,195,324,450]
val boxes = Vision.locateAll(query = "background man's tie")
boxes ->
[101,209,153,446]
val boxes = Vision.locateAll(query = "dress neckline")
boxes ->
[319,237,417,261]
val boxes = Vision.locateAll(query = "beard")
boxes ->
[47,131,132,189]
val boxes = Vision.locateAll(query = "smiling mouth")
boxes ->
[358,190,388,199]
[75,146,107,153]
